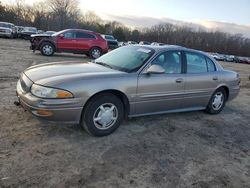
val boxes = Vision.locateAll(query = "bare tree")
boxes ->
[47,0,80,30]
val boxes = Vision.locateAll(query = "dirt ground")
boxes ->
[0,38,250,188]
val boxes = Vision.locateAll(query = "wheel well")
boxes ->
[219,86,229,100]
[83,90,130,118]
[39,41,56,50]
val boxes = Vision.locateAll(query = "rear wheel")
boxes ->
[40,42,55,56]
[205,88,226,114]
[81,93,124,136]
[89,47,102,59]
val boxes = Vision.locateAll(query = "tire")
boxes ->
[89,47,102,59]
[81,93,124,136]
[205,88,226,114]
[40,42,55,56]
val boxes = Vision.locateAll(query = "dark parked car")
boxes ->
[30,29,108,59]
[16,26,25,38]
[21,27,38,40]
[101,35,118,49]
[16,45,240,136]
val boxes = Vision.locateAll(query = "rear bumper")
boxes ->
[16,80,83,124]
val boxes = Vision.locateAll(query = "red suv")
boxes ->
[30,29,108,59]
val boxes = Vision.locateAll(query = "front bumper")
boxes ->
[16,79,83,124]
[0,32,12,38]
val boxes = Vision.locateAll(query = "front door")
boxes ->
[136,51,185,115]
[56,31,77,51]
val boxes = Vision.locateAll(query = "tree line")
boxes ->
[0,0,250,57]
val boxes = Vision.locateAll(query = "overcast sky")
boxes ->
[3,0,250,37]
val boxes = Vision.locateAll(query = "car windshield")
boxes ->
[0,23,11,28]
[95,46,154,73]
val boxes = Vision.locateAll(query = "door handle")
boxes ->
[213,76,218,81]
[176,78,184,83]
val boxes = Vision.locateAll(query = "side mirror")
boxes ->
[146,64,165,74]
[59,34,64,38]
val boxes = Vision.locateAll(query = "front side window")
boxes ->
[186,52,207,73]
[152,51,182,74]
[64,32,76,39]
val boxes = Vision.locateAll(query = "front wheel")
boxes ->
[40,42,55,56]
[205,88,226,114]
[89,47,102,59]
[81,93,124,136]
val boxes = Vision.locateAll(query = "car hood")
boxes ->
[31,33,51,38]
[24,61,124,86]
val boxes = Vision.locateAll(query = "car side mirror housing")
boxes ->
[59,34,64,38]
[146,64,165,74]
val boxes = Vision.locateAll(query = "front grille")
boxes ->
[0,29,6,33]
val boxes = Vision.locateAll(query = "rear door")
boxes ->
[183,51,219,108]
[76,31,96,51]
[136,50,185,115]
[56,31,77,51]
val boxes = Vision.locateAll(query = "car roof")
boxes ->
[127,45,223,71]
[135,44,184,51]
[134,44,212,57]
[64,28,96,33]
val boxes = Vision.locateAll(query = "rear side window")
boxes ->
[186,52,207,73]
[76,32,96,39]
[206,57,216,72]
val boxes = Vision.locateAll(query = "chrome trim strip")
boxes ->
[139,90,209,98]
[129,107,206,118]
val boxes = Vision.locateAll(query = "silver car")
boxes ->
[16,45,240,136]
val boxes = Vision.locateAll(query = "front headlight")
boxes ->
[31,84,73,99]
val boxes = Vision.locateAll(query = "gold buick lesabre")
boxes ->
[16,45,240,136]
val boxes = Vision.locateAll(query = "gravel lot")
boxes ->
[0,38,250,188]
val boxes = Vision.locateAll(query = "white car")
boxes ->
[0,22,15,38]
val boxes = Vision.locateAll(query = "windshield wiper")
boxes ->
[95,61,113,69]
